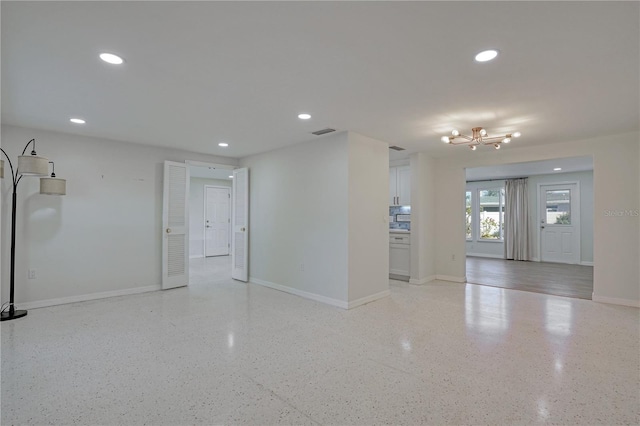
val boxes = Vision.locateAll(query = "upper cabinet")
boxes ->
[389,165,411,206]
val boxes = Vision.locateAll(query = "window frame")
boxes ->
[465,183,506,243]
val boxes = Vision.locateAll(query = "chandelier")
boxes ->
[441,127,521,150]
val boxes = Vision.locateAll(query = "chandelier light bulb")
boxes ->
[470,145,477,151]
[494,144,501,149]
[441,136,450,143]
[503,137,511,143]
[513,132,521,138]
[451,129,460,136]
[479,128,487,137]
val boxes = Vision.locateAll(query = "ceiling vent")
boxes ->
[389,146,406,151]
[311,128,336,136]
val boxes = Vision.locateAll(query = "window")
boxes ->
[465,191,472,240]
[478,188,505,240]
[465,186,505,241]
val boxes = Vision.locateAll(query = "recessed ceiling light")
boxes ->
[554,168,562,171]
[218,142,229,147]
[298,113,311,120]
[99,53,124,65]
[475,49,498,62]
[70,118,86,124]
[228,175,234,179]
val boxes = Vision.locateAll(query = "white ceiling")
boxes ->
[2,2,638,159]
[466,156,593,182]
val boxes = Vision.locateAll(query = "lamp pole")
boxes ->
[1,139,43,321]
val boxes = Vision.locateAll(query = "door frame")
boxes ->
[203,184,231,257]
[537,181,581,264]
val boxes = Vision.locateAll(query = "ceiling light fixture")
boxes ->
[218,142,229,147]
[442,127,521,150]
[99,53,124,65]
[554,168,562,171]
[475,49,498,62]
[70,118,85,124]
[298,113,311,120]
[228,175,233,179]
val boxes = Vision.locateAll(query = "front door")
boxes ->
[205,186,230,257]
[540,183,580,264]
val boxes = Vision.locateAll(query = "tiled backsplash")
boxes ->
[389,205,411,230]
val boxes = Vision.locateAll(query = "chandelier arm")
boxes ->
[449,140,476,146]
[458,135,473,141]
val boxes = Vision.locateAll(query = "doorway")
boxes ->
[539,183,580,264]
[204,186,230,257]
[464,156,593,299]
[188,163,234,283]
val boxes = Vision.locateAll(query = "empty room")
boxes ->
[1,2,639,425]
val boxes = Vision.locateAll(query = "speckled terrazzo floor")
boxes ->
[2,256,639,425]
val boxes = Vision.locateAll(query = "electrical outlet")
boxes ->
[28,269,36,279]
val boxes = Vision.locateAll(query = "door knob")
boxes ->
[241,227,246,232]
[541,226,545,229]
[206,225,211,228]
[166,228,172,234]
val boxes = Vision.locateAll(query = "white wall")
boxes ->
[347,132,389,303]
[432,132,639,305]
[1,125,237,307]
[240,131,389,308]
[189,177,231,258]
[241,132,350,303]
[409,152,436,283]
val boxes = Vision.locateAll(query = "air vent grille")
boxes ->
[311,128,336,136]
[389,146,406,151]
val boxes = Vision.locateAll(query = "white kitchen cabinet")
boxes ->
[389,165,411,206]
[389,232,410,278]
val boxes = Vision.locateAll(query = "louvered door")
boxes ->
[231,168,249,282]
[162,161,190,289]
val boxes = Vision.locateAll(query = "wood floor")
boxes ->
[466,256,594,300]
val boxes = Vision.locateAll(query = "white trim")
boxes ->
[250,277,349,309]
[409,275,436,285]
[390,268,410,276]
[531,257,540,262]
[20,285,161,310]
[436,275,467,283]
[592,294,640,308]
[347,290,391,309]
[580,261,594,266]
[537,181,581,264]
[185,160,235,170]
[466,253,504,259]
[190,254,204,259]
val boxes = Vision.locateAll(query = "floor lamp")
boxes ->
[0,139,66,321]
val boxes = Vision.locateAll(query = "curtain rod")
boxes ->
[466,176,527,183]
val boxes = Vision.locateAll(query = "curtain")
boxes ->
[504,178,531,261]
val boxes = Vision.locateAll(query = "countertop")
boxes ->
[389,229,410,234]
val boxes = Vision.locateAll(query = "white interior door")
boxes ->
[540,183,580,264]
[205,186,230,257]
[162,161,190,289]
[231,168,249,282]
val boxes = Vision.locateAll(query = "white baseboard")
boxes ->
[592,294,640,308]
[531,257,540,262]
[409,276,436,285]
[390,268,410,276]
[249,277,349,309]
[19,285,162,310]
[580,261,594,266]
[435,275,467,283]
[347,290,391,309]
[466,253,504,259]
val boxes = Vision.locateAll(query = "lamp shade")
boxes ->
[18,155,49,176]
[40,177,66,195]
